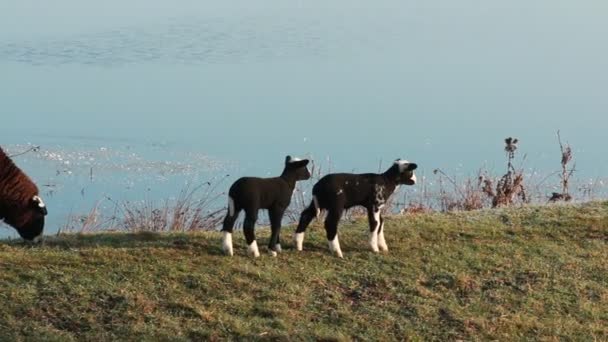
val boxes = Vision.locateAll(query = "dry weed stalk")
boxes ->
[60,200,119,234]
[402,170,434,214]
[432,169,487,212]
[121,177,229,232]
[64,176,229,233]
[399,203,433,215]
[549,130,575,202]
[578,178,603,201]
[490,137,528,208]
[7,145,41,158]
[394,171,433,215]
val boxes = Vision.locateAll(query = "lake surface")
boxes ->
[1,0,607,237]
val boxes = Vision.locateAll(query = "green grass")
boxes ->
[1,202,607,341]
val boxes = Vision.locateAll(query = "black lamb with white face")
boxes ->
[221,156,311,257]
[294,159,417,257]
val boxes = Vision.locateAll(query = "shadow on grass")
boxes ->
[0,228,333,256]
[1,231,224,255]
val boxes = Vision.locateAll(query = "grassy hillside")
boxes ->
[1,202,607,341]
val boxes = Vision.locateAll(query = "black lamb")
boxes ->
[294,159,417,257]
[221,156,311,257]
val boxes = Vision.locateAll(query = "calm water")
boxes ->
[1,0,607,237]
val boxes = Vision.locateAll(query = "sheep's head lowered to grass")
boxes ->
[0,148,48,242]
[2,196,47,242]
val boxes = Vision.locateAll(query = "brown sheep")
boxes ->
[0,147,47,242]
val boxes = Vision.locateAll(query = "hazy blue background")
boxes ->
[1,0,607,236]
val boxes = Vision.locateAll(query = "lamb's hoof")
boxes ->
[328,239,344,258]
[269,250,278,257]
[274,244,282,253]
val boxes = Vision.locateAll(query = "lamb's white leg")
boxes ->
[369,211,381,253]
[294,232,305,251]
[222,232,234,256]
[378,221,388,252]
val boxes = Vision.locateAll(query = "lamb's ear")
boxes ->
[285,155,293,165]
[291,159,309,168]
[406,163,418,171]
